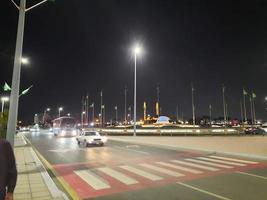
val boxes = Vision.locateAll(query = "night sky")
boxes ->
[1,0,267,124]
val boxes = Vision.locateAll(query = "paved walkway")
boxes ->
[109,136,267,160]
[14,133,68,200]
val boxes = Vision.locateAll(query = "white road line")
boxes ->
[171,160,219,171]
[98,167,139,185]
[177,182,232,200]
[120,165,163,181]
[113,146,150,155]
[185,158,233,169]
[209,156,259,164]
[139,163,184,177]
[74,170,110,190]
[236,171,267,180]
[197,157,246,166]
[156,162,203,174]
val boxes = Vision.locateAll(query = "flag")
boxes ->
[20,85,33,96]
[115,106,117,110]
[90,103,94,107]
[243,89,247,95]
[3,82,11,91]
[101,105,105,109]
[252,92,256,98]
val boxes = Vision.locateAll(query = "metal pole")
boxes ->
[124,86,127,124]
[250,97,253,125]
[222,85,226,127]
[176,105,179,122]
[6,0,26,147]
[243,90,247,123]
[92,103,94,124]
[58,109,60,118]
[1,100,4,113]
[100,90,103,127]
[252,97,256,124]
[191,84,195,126]
[240,100,244,124]
[133,53,137,136]
[209,104,212,126]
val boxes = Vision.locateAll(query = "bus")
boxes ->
[53,117,78,136]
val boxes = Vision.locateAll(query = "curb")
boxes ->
[109,137,267,160]
[21,134,79,200]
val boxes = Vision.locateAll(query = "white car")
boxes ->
[259,123,267,133]
[76,131,107,146]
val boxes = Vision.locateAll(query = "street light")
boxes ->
[132,44,142,136]
[6,0,50,147]
[21,57,29,65]
[81,111,86,128]
[1,97,9,114]
[58,107,63,118]
[43,107,50,123]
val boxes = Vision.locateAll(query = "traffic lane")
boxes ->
[24,130,202,165]
[89,167,267,200]
[90,183,217,200]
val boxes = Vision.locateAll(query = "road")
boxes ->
[24,130,267,200]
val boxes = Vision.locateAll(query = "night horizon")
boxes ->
[1,0,267,124]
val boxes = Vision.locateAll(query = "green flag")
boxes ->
[252,92,256,98]
[3,82,11,91]
[20,85,33,96]
[243,88,247,95]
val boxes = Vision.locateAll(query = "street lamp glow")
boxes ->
[133,45,142,55]
[46,108,50,112]
[1,97,9,114]
[58,107,63,118]
[265,97,267,101]
[132,43,144,137]
[21,57,29,65]
[1,97,9,102]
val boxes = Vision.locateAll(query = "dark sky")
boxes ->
[1,0,267,124]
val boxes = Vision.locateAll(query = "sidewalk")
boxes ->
[109,136,267,160]
[14,133,68,200]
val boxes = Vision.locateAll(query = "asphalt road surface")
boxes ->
[24,130,267,200]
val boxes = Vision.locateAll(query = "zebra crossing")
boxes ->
[73,155,259,191]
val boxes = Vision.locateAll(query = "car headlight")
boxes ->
[102,136,108,143]
[61,130,66,135]
[72,130,76,135]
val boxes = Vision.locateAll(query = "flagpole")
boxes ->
[191,83,195,126]
[176,105,179,122]
[209,104,212,126]
[100,89,103,128]
[240,100,243,124]
[124,86,127,125]
[222,85,226,127]
[243,88,247,123]
[252,92,256,125]
[92,103,94,124]
[249,96,253,125]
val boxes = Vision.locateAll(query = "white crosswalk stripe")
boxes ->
[185,158,233,169]
[120,165,163,181]
[171,160,219,171]
[98,167,139,185]
[156,162,203,174]
[75,170,110,190]
[139,163,185,177]
[197,157,246,166]
[209,156,259,164]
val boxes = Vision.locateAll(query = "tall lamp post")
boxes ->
[42,107,50,124]
[1,97,9,114]
[58,107,63,118]
[132,44,142,137]
[6,0,50,147]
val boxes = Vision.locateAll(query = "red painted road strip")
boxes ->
[53,156,267,200]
